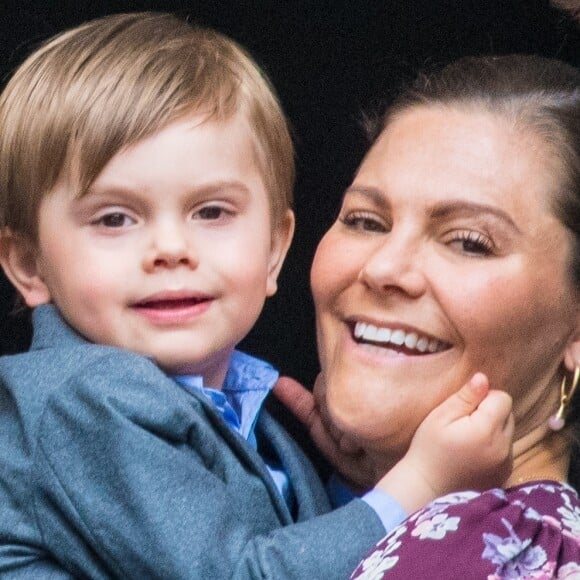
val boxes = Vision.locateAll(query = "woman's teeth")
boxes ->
[353,322,447,353]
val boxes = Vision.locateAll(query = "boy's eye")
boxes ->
[193,204,234,221]
[339,211,388,233]
[94,212,135,228]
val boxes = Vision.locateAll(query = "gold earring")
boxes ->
[548,366,580,431]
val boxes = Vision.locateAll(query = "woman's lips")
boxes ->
[351,321,450,355]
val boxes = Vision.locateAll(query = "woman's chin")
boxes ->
[326,381,412,451]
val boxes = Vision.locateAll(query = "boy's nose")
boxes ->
[142,226,198,272]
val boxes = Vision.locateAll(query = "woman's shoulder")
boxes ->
[352,482,580,579]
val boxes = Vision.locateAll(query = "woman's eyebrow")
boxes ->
[428,200,522,233]
[343,186,389,209]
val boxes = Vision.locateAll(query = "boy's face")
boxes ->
[15,114,293,387]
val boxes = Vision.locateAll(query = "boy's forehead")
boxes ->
[64,108,261,186]
[56,114,268,203]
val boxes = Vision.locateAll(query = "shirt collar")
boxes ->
[172,350,279,441]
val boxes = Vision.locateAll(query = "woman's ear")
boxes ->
[266,209,295,297]
[0,229,51,307]
[564,308,580,372]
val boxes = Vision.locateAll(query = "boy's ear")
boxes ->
[266,209,295,297]
[0,229,51,307]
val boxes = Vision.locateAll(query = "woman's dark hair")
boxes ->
[371,54,580,284]
[371,54,580,489]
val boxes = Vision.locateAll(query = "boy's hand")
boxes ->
[274,372,514,510]
[273,375,380,492]
[376,373,514,514]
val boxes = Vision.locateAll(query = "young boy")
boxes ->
[0,12,512,579]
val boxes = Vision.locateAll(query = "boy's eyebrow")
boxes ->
[85,179,254,197]
[191,180,254,195]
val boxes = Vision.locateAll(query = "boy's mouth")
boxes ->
[134,297,211,310]
[131,292,214,323]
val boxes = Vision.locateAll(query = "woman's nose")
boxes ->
[358,232,427,298]
[142,223,198,272]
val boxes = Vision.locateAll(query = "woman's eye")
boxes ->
[94,212,135,228]
[193,205,234,221]
[449,230,494,256]
[339,212,387,233]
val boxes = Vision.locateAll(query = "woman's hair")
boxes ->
[371,54,580,286]
[0,12,294,240]
[370,53,580,488]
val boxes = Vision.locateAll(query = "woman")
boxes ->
[284,54,580,577]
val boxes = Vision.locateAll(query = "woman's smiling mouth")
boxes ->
[352,321,450,355]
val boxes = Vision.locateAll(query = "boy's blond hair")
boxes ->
[0,12,294,240]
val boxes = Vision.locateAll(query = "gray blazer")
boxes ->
[0,305,385,579]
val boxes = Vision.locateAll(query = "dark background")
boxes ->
[1,0,579,388]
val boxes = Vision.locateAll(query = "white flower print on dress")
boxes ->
[519,483,559,495]
[556,561,580,579]
[352,525,407,579]
[524,507,542,521]
[558,492,580,538]
[352,483,580,580]
[411,513,460,540]
[411,490,478,526]
[482,518,548,578]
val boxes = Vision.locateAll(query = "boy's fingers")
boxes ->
[272,376,317,428]
[312,375,342,439]
[430,372,490,422]
[273,376,361,456]
[473,390,514,431]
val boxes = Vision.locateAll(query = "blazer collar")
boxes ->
[30,305,87,351]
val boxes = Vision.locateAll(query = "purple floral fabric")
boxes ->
[351,482,580,579]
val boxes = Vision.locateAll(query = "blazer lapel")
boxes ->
[256,411,331,522]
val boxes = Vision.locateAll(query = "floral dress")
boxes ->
[351,481,580,579]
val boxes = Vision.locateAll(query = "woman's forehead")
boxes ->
[354,105,567,233]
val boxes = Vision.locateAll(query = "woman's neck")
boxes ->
[507,424,571,487]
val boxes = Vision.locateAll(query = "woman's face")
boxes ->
[311,105,580,458]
